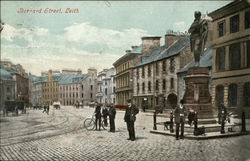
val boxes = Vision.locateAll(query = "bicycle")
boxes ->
[83,114,109,131]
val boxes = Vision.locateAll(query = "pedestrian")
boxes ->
[109,104,116,132]
[188,108,195,127]
[102,105,109,127]
[174,99,187,140]
[94,102,102,130]
[47,105,50,115]
[124,99,139,141]
[43,105,46,113]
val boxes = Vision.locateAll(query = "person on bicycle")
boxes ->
[94,102,102,130]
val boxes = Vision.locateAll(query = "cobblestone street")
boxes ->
[0,106,250,161]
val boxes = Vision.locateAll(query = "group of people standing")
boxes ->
[94,99,140,141]
[94,103,117,132]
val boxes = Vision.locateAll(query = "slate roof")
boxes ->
[135,36,190,67]
[33,76,48,84]
[0,68,13,79]
[59,74,87,85]
[178,47,213,74]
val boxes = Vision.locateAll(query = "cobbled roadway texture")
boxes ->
[0,106,250,161]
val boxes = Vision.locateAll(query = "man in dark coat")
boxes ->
[109,104,116,132]
[124,99,139,141]
[95,103,102,130]
[102,105,109,127]
[174,99,187,140]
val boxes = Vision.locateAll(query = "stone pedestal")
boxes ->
[183,67,213,119]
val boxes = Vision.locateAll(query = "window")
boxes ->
[170,58,175,73]
[90,93,93,98]
[230,15,239,33]
[82,93,84,98]
[137,83,140,92]
[148,81,151,92]
[113,98,115,104]
[142,67,145,78]
[247,41,250,68]
[91,85,93,90]
[228,84,237,107]
[148,65,151,77]
[156,63,159,76]
[155,80,159,91]
[113,87,115,93]
[82,85,83,90]
[170,78,174,89]
[218,21,226,37]
[142,82,145,93]
[216,47,225,72]
[216,85,224,106]
[244,82,250,107]
[162,61,166,72]
[245,11,250,29]
[105,81,107,85]
[229,43,241,70]
[137,69,139,79]
[162,79,166,90]
[105,88,107,95]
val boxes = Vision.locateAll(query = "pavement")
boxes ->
[0,106,250,161]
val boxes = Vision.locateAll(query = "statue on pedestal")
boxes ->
[188,11,208,66]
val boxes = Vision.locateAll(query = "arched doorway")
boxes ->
[167,93,177,109]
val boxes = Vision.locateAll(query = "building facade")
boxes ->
[42,70,62,105]
[81,68,97,105]
[113,45,142,106]
[0,68,16,110]
[59,74,87,106]
[208,0,250,117]
[96,68,116,105]
[30,75,47,106]
[133,33,193,110]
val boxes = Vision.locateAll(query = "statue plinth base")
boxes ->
[183,67,213,119]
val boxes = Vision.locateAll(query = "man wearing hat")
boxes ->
[174,99,187,140]
[124,99,139,141]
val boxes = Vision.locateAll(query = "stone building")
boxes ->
[133,33,192,110]
[96,68,116,105]
[113,45,142,106]
[31,76,47,106]
[59,74,87,106]
[42,70,63,105]
[81,68,97,105]
[1,61,29,105]
[208,0,250,117]
[0,68,16,110]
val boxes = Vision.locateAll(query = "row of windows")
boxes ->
[218,11,250,37]
[216,41,250,72]
[59,85,93,91]
[215,82,250,107]
[136,78,175,93]
[116,74,130,88]
[116,62,130,74]
[43,88,58,93]
[137,58,175,79]
[43,82,58,87]
[60,93,93,99]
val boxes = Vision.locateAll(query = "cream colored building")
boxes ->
[208,0,250,118]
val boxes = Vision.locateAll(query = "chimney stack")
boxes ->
[141,36,161,55]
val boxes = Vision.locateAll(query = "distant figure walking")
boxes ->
[124,99,139,141]
[95,103,102,130]
[47,105,50,115]
[174,99,187,140]
[109,104,116,132]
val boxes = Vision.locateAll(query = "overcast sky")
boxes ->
[1,1,231,75]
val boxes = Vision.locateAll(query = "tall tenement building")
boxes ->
[208,0,250,118]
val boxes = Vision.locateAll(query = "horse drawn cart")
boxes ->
[4,100,25,116]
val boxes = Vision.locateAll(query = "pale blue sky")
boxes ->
[1,1,231,75]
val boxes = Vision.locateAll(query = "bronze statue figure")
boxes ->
[188,11,208,66]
